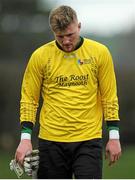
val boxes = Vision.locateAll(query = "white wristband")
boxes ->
[21,133,31,140]
[109,129,120,139]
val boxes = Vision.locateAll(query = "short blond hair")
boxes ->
[49,5,78,32]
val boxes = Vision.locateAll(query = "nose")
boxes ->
[62,36,70,45]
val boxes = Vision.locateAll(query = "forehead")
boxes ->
[54,21,78,36]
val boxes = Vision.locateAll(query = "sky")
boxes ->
[39,0,135,36]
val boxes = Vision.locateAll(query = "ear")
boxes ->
[78,22,81,29]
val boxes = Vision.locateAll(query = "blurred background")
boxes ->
[0,0,135,178]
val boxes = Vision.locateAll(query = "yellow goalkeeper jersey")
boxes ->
[20,38,119,142]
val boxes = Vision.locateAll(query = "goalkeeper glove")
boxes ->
[10,159,24,178]
[10,149,39,178]
[23,149,39,177]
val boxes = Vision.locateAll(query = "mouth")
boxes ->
[63,44,73,49]
[63,44,72,47]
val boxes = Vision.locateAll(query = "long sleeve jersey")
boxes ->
[20,38,119,142]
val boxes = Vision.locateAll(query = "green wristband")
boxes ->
[21,127,32,134]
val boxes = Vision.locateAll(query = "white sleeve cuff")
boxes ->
[109,129,120,139]
[21,133,31,140]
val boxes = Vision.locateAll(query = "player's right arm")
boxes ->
[15,49,44,164]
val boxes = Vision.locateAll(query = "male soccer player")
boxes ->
[15,5,121,179]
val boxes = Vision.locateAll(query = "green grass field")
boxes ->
[0,146,134,179]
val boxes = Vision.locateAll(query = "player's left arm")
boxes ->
[98,45,122,165]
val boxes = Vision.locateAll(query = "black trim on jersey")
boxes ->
[56,36,84,51]
[21,121,34,131]
[106,120,120,130]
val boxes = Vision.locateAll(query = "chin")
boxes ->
[65,49,72,52]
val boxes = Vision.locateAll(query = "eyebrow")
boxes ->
[56,32,75,37]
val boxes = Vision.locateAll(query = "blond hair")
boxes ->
[49,5,78,32]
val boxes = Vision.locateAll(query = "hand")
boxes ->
[105,139,122,166]
[15,139,32,165]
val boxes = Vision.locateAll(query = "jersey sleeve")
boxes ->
[98,46,120,121]
[20,50,44,124]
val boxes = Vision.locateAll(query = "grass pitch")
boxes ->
[0,145,134,179]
